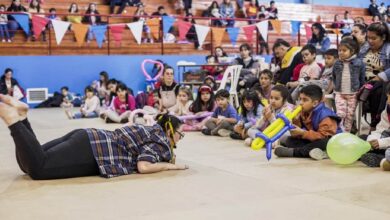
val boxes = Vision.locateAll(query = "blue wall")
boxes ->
[0,55,207,95]
[312,0,377,8]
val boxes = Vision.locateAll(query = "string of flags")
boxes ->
[12,14,304,48]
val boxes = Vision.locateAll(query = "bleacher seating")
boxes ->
[0,0,371,55]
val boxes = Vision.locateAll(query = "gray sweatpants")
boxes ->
[205,120,234,135]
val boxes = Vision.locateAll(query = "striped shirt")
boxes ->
[86,124,172,178]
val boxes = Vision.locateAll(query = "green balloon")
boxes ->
[326,133,371,165]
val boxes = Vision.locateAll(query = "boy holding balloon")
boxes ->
[274,85,342,160]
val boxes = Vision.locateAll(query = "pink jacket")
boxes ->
[113,94,136,114]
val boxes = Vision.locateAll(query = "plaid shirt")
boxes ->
[86,124,172,178]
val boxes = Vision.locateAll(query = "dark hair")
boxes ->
[99,71,109,86]
[386,83,390,95]
[61,86,69,91]
[4,68,12,74]
[29,0,41,12]
[301,44,317,55]
[259,69,273,80]
[270,1,275,4]
[353,23,367,34]
[158,5,164,11]
[0,4,5,9]
[367,22,390,43]
[241,90,261,118]
[116,83,128,93]
[272,39,290,51]
[107,78,117,86]
[214,46,228,59]
[156,113,183,142]
[239,43,252,55]
[85,85,94,94]
[215,89,230,99]
[205,55,214,61]
[49,8,56,12]
[339,37,360,55]
[163,65,174,75]
[299,84,323,101]
[324,48,339,59]
[311,23,327,43]
[86,3,98,14]
[271,85,289,103]
[190,84,215,113]
[68,2,78,13]
[203,75,218,90]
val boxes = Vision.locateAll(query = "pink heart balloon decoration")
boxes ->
[141,59,164,81]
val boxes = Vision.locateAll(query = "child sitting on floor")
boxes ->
[169,86,193,116]
[202,89,238,137]
[247,85,294,146]
[104,83,136,123]
[274,85,342,160]
[230,90,263,140]
[65,86,100,119]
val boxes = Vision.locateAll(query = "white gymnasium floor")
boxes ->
[0,108,390,220]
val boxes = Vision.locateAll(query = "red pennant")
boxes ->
[110,24,126,46]
[32,15,49,38]
[242,25,256,44]
[305,24,312,41]
[177,20,193,41]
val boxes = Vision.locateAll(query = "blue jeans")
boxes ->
[7,20,19,38]
[0,24,10,40]
[73,111,98,119]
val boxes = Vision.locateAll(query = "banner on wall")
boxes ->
[51,20,70,45]
[270,20,282,35]
[255,20,269,42]
[11,14,30,35]
[226,27,240,46]
[127,21,144,44]
[72,23,89,46]
[32,15,49,38]
[211,27,225,47]
[146,18,160,40]
[305,24,312,41]
[110,24,126,46]
[194,24,210,47]
[242,25,256,44]
[91,25,108,48]
[177,20,192,41]
[162,16,176,34]
[291,21,301,36]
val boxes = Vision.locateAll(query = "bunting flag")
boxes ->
[226,27,240,46]
[32,15,49,38]
[291,21,301,36]
[11,14,30,35]
[91,25,107,48]
[211,27,225,47]
[72,23,89,46]
[194,24,210,47]
[127,21,144,44]
[51,19,70,45]
[255,20,269,42]
[110,24,126,46]
[270,20,281,35]
[146,18,160,40]
[305,24,312,41]
[162,16,176,34]
[242,25,256,44]
[177,20,192,41]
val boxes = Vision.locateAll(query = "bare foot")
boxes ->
[0,102,20,126]
[0,94,29,119]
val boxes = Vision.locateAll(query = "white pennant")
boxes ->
[255,20,269,42]
[194,24,210,47]
[51,20,70,45]
[127,21,144,45]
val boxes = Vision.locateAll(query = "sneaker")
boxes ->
[142,38,148,43]
[230,132,242,140]
[201,129,211,135]
[149,39,154,43]
[380,159,390,171]
[217,129,231,137]
[1,39,5,42]
[120,118,129,123]
[360,153,383,167]
[309,148,328,160]
[244,138,252,146]
[7,39,11,43]
[274,146,294,157]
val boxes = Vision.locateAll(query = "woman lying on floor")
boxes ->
[0,94,188,180]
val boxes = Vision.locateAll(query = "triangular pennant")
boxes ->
[146,18,160,40]
[32,15,49,38]
[127,21,144,44]
[72,23,89,46]
[91,25,107,48]
[177,20,193,41]
[255,20,269,42]
[270,20,281,35]
[194,24,210,47]
[211,27,225,47]
[162,16,176,34]
[305,24,312,41]
[110,24,126,46]
[226,27,240,46]
[291,21,301,36]
[11,14,30,35]
[51,19,70,45]
[242,25,256,44]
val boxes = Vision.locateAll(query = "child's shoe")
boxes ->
[309,148,328,160]
[7,39,11,43]
[360,153,383,167]
[1,39,5,43]
[201,128,211,136]
[217,129,231,137]
[274,146,294,157]
[380,159,390,171]
[244,138,252,146]
[230,132,242,140]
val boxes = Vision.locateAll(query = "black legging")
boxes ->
[367,81,387,128]
[10,119,99,180]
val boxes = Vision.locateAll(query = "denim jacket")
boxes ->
[360,42,390,81]
[308,36,330,54]
[332,56,365,92]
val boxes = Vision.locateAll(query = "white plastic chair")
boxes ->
[217,65,243,108]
